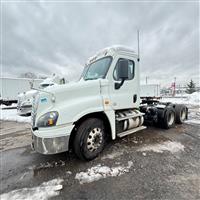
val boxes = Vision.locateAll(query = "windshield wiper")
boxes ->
[84,78,97,81]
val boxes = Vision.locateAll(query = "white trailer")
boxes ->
[140,84,160,98]
[0,77,43,105]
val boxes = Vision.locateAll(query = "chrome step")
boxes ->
[117,126,146,138]
[116,113,145,121]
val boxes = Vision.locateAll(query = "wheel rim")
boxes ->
[168,112,175,126]
[180,109,186,121]
[87,128,103,152]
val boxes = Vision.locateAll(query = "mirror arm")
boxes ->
[115,79,125,89]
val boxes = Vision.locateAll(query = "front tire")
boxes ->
[73,118,106,161]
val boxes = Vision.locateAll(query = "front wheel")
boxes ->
[73,118,106,161]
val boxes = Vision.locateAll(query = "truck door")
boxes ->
[109,56,139,110]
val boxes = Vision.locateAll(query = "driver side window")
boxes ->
[113,58,135,81]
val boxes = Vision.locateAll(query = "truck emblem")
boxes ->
[41,97,47,103]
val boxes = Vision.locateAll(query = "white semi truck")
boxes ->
[17,75,65,115]
[31,46,188,160]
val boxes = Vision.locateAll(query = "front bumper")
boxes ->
[32,124,74,155]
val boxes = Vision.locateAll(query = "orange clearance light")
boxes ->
[48,118,54,125]
[104,100,110,105]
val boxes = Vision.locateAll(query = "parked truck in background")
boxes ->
[0,77,43,106]
[31,46,188,161]
[17,75,66,115]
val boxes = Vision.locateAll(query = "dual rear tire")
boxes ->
[175,104,187,124]
[162,105,187,129]
[162,107,176,129]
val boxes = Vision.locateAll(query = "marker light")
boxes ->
[37,111,58,127]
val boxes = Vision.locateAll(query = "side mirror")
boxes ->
[117,59,129,79]
[115,59,129,89]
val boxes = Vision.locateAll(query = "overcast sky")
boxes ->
[1,1,199,86]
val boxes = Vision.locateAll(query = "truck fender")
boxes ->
[104,110,116,140]
[69,110,115,150]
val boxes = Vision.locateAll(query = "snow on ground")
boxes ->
[185,106,200,125]
[101,150,124,160]
[161,92,200,106]
[0,178,63,200]
[75,161,133,184]
[0,103,17,109]
[137,141,184,154]
[185,119,200,125]
[0,108,31,123]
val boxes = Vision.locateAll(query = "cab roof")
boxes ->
[87,45,138,65]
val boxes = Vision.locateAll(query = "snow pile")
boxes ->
[0,178,63,200]
[0,108,31,123]
[186,92,200,105]
[75,161,133,184]
[161,92,200,106]
[137,141,184,154]
[185,106,200,125]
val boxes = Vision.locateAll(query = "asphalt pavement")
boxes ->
[0,120,200,200]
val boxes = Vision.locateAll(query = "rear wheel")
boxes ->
[162,108,176,129]
[73,118,106,161]
[175,104,187,124]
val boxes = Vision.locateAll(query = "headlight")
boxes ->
[37,111,59,127]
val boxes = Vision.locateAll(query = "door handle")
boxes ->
[133,94,137,103]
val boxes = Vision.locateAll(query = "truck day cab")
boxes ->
[17,75,65,116]
[31,46,188,160]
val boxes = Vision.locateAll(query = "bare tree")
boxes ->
[19,72,37,79]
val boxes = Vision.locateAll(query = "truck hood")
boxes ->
[35,79,105,125]
[44,80,100,97]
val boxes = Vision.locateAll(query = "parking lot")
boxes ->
[0,107,200,200]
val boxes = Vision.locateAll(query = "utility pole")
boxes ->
[173,77,176,97]
[137,30,140,62]
[146,76,149,85]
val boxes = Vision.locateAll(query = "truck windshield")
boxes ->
[84,56,112,80]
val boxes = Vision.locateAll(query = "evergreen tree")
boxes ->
[186,79,196,94]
